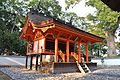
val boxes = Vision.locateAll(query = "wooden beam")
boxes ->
[40,54,42,62]
[86,43,89,63]
[46,36,74,43]
[55,38,58,62]
[66,40,69,62]
[54,24,103,42]
[33,36,44,41]
[45,33,55,38]
[78,41,81,62]
[30,55,33,70]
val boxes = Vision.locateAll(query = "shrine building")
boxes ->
[19,9,104,73]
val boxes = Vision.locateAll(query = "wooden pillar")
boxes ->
[43,38,46,52]
[25,55,28,69]
[39,54,42,68]
[38,40,39,53]
[30,55,33,70]
[86,43,89,63]
[78,41,81,62]
[35,55,39,71]
[40,54,42,62]
[66,40,69,62]
[55,38,58,62]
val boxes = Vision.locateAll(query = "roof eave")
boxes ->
[101,0,120,12]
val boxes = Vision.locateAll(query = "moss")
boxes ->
[106,55,120,58]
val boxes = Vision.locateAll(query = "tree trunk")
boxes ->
[105,31,116,56]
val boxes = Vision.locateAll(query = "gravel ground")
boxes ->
[0,66,120,80]
[0,71,12,80]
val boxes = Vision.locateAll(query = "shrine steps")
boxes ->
[76,62,91,73]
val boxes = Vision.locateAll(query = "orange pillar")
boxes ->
[86,43,89,63]
[78,41,81,62]
[37,41,39,53]
[43,38,46,52]
[66,40,69,62]
[55,38,58,62]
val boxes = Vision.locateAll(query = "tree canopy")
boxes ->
[1,0,119,57]
[65,0,120,56]
[86,0,120,56]
[0,0,62,55]
[0,0,28,55]
[0,0,84,55]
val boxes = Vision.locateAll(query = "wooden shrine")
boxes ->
[19,9,104,73]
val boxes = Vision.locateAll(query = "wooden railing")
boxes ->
[41,49,55,55]
[71,52,78,61]
[45,49,54,52]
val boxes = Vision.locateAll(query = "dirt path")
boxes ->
[0,71,12,80]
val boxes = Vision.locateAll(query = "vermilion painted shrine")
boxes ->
[19,9,104,73]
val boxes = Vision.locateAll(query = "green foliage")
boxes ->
[0,0,62,55]
[86,0,120,32]
[106,55,120,58]
[91,43,107,57]
[0,30,26,55]
[28,0,62,17]
[59,12,89,30]
[87,14,105,37]
[115,42,120,50]
[86,0,120,55]
[2,0,117,56]
[0,0,28,55]
[65,0,81,9]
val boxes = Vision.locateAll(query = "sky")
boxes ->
[57,0,96,17]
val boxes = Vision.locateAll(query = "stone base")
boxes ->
[38,62,97,74]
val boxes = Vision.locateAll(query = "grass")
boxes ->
[106,55,120,58]
[94,54,120,59]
